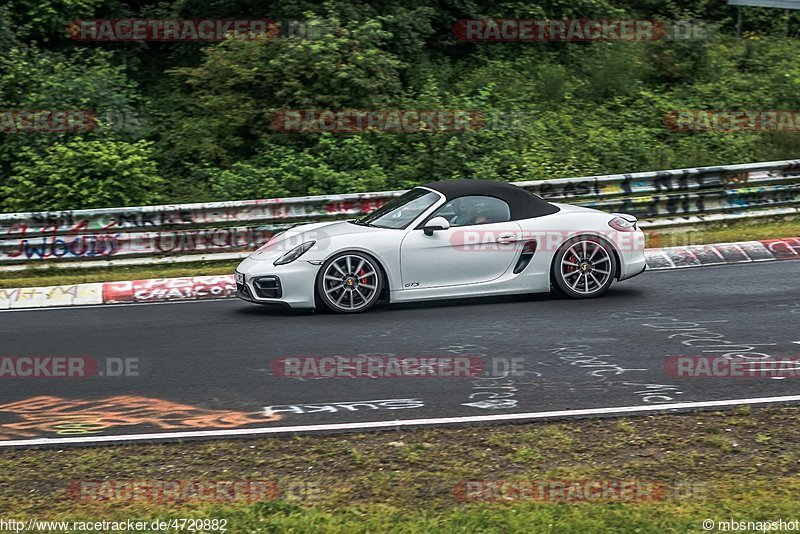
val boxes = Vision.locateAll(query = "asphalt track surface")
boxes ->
[1,260,799,447]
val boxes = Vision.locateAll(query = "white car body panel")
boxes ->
[235,186,646,310]
[399,220,523,288]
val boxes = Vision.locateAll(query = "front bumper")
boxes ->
[235,256,319,309]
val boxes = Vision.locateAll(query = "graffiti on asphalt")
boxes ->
[0,396,280,440]
[263,399,425,416]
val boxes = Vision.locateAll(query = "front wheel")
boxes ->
[552,236,617,298]
[316,252,384,313]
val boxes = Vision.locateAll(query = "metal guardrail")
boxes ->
[1,159,798,265]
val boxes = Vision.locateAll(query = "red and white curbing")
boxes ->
[645,237,800,269]
[0,275,235,310]
[1,237,798,310]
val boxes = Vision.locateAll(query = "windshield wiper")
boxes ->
[350,219,372,227]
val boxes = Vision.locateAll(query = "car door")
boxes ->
[400,196,522,289]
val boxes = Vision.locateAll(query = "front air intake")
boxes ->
[253,276,282,299]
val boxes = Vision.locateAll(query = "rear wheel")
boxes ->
[552,236,616,298]
[316,252,383,313]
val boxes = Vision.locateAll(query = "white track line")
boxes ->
[3,394,800,448]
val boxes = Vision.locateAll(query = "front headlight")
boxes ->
[273,241,316,266]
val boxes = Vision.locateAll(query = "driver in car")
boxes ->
[452,198,494,225]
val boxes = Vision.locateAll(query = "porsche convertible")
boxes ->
[235,180,646,313]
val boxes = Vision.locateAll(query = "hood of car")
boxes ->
[248,220,378,261]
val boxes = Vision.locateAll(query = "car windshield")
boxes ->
[357,189,440,229]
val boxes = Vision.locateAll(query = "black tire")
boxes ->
[316,251,384,313]
[551,236,617,299]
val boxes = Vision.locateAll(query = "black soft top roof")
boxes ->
[421,179,560,220]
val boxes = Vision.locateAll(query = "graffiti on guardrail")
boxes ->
[580,185,799,219]
[0,227,273,261]
[0,196,393,238]
[0,160,798,265]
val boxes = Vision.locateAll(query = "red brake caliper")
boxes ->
[358,268,369,285]
[566,252,578,274]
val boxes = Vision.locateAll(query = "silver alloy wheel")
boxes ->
[320,254,380,312]
[559,239,613,295]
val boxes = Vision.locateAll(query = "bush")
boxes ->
[1,139,162,211]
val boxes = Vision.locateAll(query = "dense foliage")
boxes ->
[1,0,799,211]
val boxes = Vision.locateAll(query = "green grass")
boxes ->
[1,217,797,290]
[645,216,799,249]
[12,494,800,533]
[1,406,799,532]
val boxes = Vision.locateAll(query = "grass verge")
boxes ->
[0,406,799,532]
[645,216,799,249]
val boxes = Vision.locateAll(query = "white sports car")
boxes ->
[235,180,647,313]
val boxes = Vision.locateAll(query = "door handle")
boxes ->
[496,233,517,244]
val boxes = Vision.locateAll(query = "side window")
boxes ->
[432,196,511,227]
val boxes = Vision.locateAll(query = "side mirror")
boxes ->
[423,216,450,236]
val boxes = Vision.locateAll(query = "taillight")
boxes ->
[608,217,636,232]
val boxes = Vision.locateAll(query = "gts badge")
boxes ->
[404,282,420,288]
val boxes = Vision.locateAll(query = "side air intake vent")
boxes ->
[513,240,538,274]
